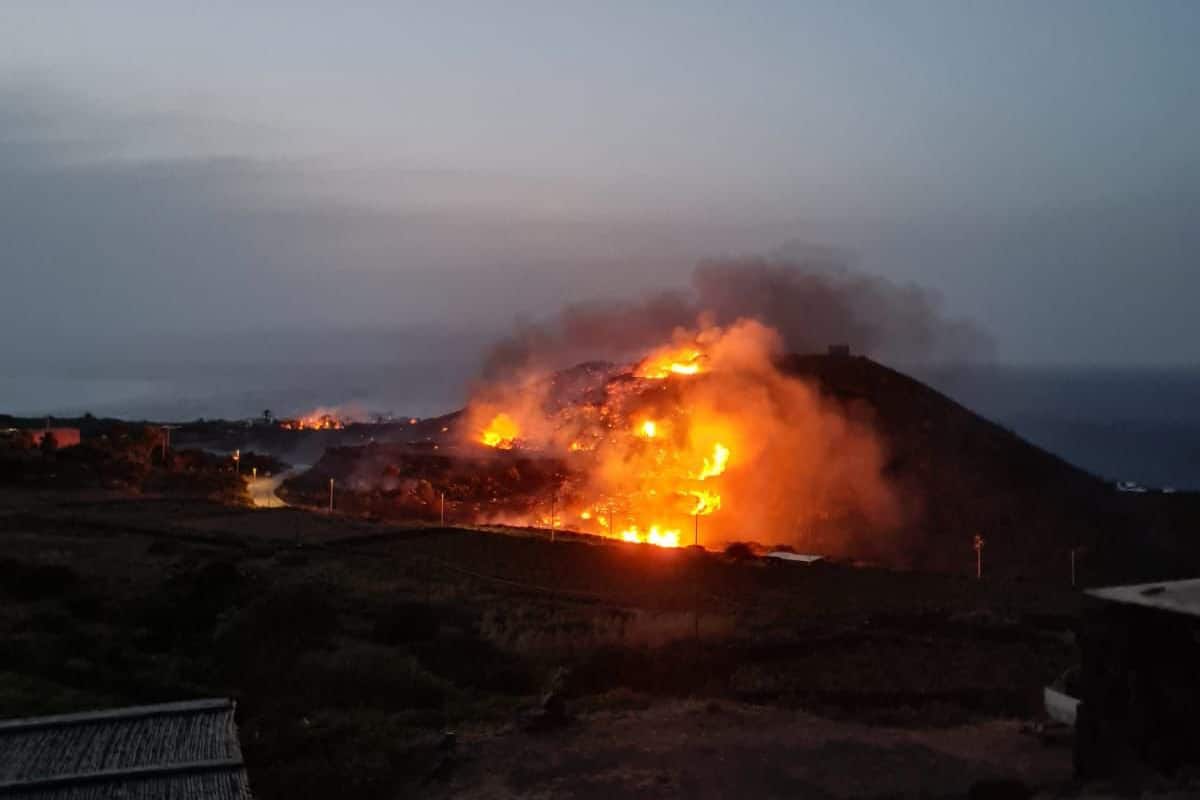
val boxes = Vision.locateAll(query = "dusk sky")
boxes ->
[2,1,1199,376]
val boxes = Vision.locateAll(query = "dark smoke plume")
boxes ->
[482,252,993,378]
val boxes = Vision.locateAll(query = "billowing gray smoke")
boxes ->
[483,254,993,378]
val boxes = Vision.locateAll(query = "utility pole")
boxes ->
[550,492,556,542]
[694,513,699,547]
[973,534,985,580]
[328,478,334,513]
[440,492,445,525]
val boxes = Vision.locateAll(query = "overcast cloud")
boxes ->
[2,2,1199,416]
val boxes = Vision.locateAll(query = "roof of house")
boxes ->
[1085,578,1200,619]
[0,698,251,799]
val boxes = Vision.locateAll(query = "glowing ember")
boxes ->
[479,412,520,449]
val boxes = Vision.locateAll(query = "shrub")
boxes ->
[723,542,757,562]
[371,602,441,645]
[0,558,81,602]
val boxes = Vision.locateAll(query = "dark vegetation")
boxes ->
[171,412,461,471]
[280,444,564,522]
[0,489,1085,797]
[0,416,288,503]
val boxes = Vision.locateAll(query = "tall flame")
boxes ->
[697,442,729,480]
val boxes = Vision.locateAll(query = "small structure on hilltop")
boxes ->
[0,698,251,799]
[1075,579,1200,780]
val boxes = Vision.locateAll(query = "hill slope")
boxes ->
[782,354,1200,582]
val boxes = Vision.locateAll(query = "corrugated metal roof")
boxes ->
[1085,578,1200,618]
[0,699,251,799]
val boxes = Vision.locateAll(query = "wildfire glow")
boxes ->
[479,412,520,449]
[460,317,900,552]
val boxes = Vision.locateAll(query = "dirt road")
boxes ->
[247,467,303,508]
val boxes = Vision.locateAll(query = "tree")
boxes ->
[263,409,273,425]
[39,431,58,455]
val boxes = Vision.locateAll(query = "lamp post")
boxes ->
[973,534,985,580]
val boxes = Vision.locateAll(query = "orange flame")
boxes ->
[620,525,681,548]
[634,345,706,379]
[696,442,729,480]
[479,412,520,449]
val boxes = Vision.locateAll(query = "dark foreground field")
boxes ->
[0,489,1088,797]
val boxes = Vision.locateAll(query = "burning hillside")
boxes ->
[462,319,900,548]
[276,262,1144,577]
